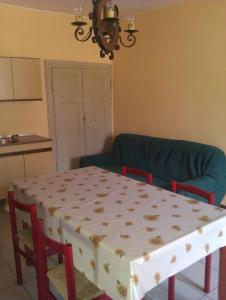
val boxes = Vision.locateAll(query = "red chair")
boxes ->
[122,166,153,185]
[8,191,63,300]
[8,191,41,296]
[36,219,111,300]
[168,181,216,300]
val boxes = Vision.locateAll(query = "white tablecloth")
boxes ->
[13,166,226,300]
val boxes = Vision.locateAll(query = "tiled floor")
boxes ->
[0,204,220,300]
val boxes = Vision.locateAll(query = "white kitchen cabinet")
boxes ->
[0,155,24,199]
[0,57,14,100]
[0,151,54,201]
[0,135,53,200]
[25,151,54,178]
[0,57,42,101]
[12,58,42,100]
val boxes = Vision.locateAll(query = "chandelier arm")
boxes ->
[74,26,93,42]
[72,1,138,59]
[119,33,136,48]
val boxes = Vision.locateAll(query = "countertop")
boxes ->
[0,135,52,157]
[0,135,52,147]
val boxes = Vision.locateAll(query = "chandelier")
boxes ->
[71,0,138,60]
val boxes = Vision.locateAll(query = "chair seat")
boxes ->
[17,228,34,249]
[47,263,104,300]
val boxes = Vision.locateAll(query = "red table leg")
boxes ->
[219,246,226,300]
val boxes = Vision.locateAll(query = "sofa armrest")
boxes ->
[80,152,113,168]
[180,176,222,205]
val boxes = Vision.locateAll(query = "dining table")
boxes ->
[12,166,226,300]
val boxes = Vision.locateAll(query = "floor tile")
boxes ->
[0,255,7,267]
[206,287,218,300]
[200,250,219,272]
[23,277,38,300]
[0,227,12,248]
[145,277,205,300]
[0,263,16,291]
[0,285,32,300]
[177,260,219,292]
[0,243,15,272]
[199,296,216,300]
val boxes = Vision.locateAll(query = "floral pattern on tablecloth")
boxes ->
[13,166,226,300]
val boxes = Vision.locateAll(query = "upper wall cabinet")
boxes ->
[0,58,14,100]
[0,57,42,101]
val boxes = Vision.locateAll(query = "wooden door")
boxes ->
[83,68,112,155]
[51,67,85,171]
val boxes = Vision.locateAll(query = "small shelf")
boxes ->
[0,135,52,157]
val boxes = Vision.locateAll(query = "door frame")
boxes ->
[45,60,113,171]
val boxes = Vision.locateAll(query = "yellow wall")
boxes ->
[0,4,109,137]
[113,0,226,152]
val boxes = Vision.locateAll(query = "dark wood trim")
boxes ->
[0,147,52,158]
[219,247,226,300]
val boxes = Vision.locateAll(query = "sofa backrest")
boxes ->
[112,133,226,182]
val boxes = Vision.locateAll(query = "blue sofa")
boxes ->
[80,133,226,206]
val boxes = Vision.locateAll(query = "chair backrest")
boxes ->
[37,220,76,300]
[171,181,215,205]
[8,191,38,249]
[122,166,153,185]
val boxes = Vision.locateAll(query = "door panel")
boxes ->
[83,69,112,155]
[0,58,13,100]
[52,67,85,171]
[12,58,42,99]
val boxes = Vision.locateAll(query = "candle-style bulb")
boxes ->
[74,6,83,22]
[127,16,135,30]
[105,0,116,18]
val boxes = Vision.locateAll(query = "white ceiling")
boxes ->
[0,0,183,15]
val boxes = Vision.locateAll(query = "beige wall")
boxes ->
[0,4,110,137]
[113,0,226,153]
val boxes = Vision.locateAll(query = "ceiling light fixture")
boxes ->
[71,0,138,60]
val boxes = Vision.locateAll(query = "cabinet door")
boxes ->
[25,152,54,178]
[0,155,24,199]
[12,58,42,100]
[83,68,112,155]
[0,57,14,100]
[52,67,85,171]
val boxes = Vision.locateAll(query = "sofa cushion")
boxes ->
[112,134,225,182]
[80,133,226,206]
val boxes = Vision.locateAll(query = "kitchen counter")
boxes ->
[0,135,52,157]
